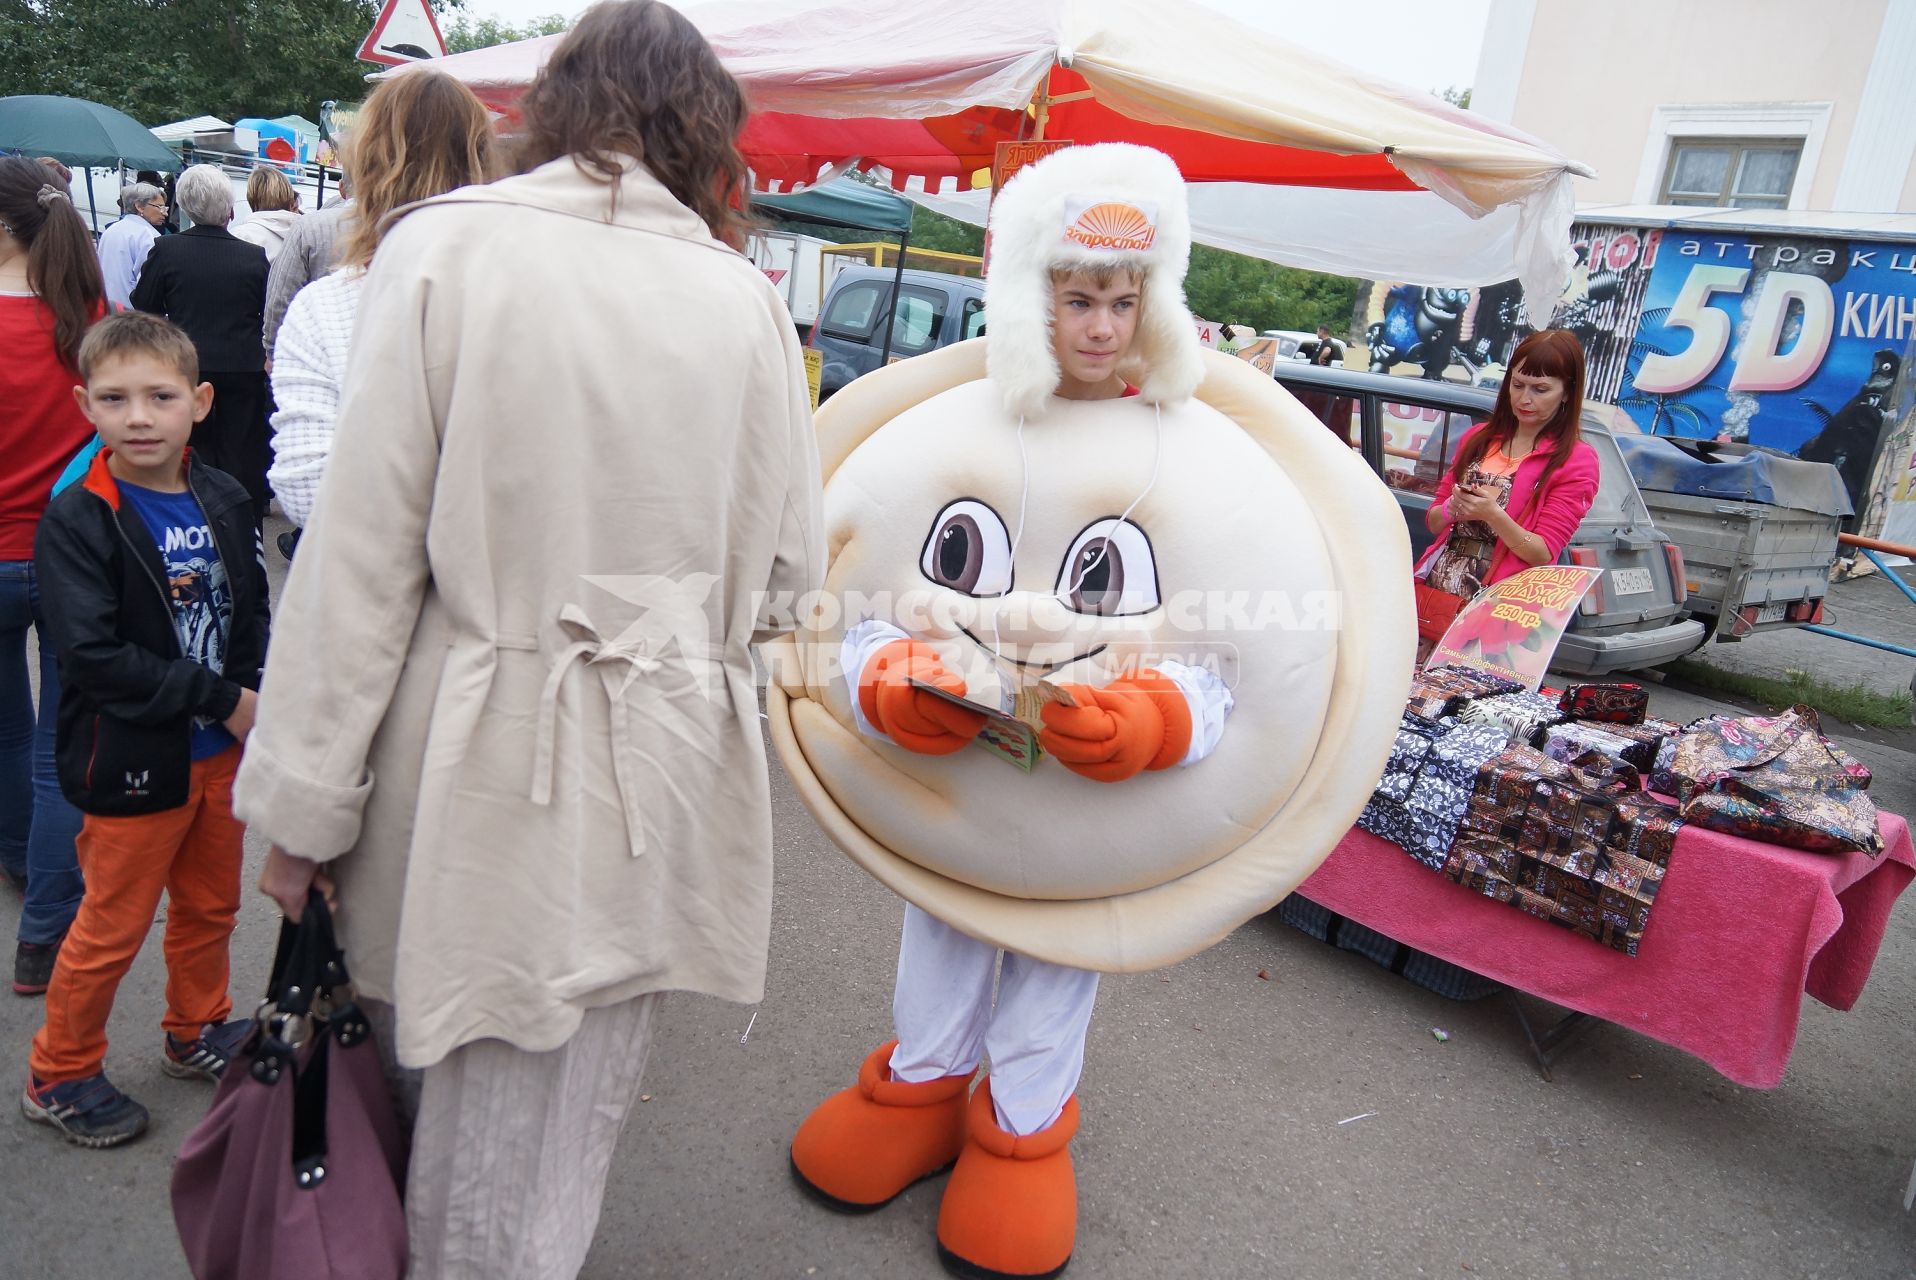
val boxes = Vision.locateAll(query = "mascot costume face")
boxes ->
[768,147,1414,971]
[771,144,1413,1280]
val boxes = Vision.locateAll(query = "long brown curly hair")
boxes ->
[338,70,499,270]
[513,0,753,248]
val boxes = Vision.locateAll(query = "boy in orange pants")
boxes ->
[22,312,270,1148]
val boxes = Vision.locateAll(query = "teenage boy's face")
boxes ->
[73,353,212,469]
[1051,271,1141,394]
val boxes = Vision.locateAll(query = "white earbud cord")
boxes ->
[987,413,1033,677]
[986,402,1164,680]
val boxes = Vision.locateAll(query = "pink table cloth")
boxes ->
[1297,810,1915,1087]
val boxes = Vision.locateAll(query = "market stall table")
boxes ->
[1296,810,1915,1087]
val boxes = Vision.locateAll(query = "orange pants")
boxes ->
[29,745,244,1083]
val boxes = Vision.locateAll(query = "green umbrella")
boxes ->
[0,95,181,171]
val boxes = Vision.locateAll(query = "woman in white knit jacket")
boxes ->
[268,72,497,526]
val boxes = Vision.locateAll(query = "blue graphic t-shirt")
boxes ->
[119,482,236,760]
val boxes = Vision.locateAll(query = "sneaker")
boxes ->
[162,1019,254,1081]
[21,1072,150,1148]
[277,528,300,561]
[12,938,61,996]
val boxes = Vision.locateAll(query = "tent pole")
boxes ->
[878,227,910,365]
[1032,81,1051,143]
[84,168,99,234]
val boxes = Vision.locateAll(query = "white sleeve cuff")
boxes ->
[1153,660,1234,765]
[842,619,910,741]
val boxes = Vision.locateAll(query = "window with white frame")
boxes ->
[1660,138,1803,208]
[1633,103,1828,210]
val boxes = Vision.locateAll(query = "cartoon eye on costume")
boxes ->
[920,499,1014,597]
[1055,518,1160,616]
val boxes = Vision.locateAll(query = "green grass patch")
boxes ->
[1665,658,1914,729]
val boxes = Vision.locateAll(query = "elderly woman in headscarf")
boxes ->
[130,164,272,525]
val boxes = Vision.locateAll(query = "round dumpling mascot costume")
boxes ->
[766,143,1414,1279]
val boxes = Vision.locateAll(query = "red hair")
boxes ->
[1448,328,1587,517]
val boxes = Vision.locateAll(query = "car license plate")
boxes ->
[1609,567,1653,596]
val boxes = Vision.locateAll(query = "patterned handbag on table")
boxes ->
[1667,705,1882,855]
[1541,717,1681,773]
[1538,722,1638,770]
[1592,716,1682,773]
[1359,715,1512,870]
[1441,744,1684,956]
[1404,664,1524,723]
[1457,690,1566,746]
[1557,682,1649,725]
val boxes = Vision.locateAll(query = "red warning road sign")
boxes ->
[357,0,448,68]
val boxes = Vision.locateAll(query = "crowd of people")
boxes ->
[2,3,812,1273]
[0,1,1598,1274]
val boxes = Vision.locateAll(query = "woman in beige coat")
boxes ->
[236,4,823,1275]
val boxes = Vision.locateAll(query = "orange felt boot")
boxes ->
[1037,669,1194,783]
[858,639,989,755]
[790,1041,973,1213]
[934,1081,1080,1280]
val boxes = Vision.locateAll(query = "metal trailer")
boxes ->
[1613,435,1851,642]
[1631,491,1843,639]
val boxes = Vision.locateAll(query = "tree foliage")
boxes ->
[1184,244,1358,337]
[0,0,469,125]
[443,11,567,54]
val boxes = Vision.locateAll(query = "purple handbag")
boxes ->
[171,892,407,1280]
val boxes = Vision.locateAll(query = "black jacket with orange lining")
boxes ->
[34,450,270,815]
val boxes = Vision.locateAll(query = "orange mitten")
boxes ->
[1038,669,1194,783]
[857,639,988,755]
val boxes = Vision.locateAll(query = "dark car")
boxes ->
[1269,362,1706,676]
[812,266,987,401]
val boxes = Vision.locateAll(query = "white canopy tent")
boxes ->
[393,0,1593,299]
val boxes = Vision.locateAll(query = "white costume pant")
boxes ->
[888,904,1099,1137]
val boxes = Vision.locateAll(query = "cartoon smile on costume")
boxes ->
[768,343,1414,971]
[805,375,1336,901]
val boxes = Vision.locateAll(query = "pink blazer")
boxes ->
[1417,423,1601,587]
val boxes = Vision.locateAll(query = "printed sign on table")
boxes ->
[1428,565,1603,692]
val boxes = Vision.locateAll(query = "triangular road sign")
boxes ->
[357,0,448,67]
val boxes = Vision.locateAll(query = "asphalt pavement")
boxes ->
[4,519,1913,1279]
[1682,563,1916,710]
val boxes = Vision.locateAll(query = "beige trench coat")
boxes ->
[233,158,823,1068]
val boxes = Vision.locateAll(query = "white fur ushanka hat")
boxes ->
[985,142,1205,419]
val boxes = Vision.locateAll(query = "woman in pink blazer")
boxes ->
[1417,329,1600,600]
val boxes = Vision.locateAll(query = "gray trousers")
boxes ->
[394,992,667,1280]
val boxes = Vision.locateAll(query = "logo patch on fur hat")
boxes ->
[1063,199,1158,252]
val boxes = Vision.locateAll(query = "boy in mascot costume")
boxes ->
[765,143,1415,1279]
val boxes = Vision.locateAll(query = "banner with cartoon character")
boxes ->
[1362,224,1659,401]
[1617,231,1916,521]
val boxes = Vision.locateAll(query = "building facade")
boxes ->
[1473,0,1916,216]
